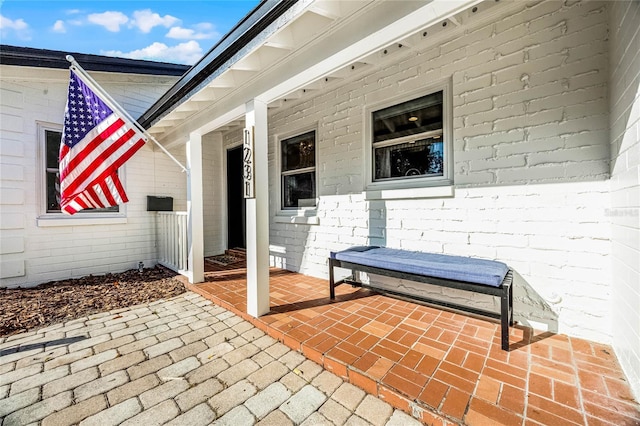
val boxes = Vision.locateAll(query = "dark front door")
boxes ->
[227,146,246,249]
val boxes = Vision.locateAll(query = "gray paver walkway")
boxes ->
[0,292,423,426]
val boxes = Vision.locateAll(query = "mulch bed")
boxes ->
[0,266,186,337]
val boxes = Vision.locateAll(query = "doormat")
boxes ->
[205,254,242,266]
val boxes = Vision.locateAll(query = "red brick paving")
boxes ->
[188,262,640,425]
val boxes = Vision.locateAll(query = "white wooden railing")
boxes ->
[156,212,188,274]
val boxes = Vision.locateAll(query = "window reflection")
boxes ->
[281,130,316,209]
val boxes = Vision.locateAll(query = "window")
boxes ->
[42,126,118,214]
[44,129,63,213]
[369,88,450,188]
[281,130,316,209]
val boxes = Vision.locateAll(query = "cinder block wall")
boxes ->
[0,67,185,287]
[265,1,612,342]
[609,1,640,400]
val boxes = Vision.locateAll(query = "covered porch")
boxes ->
[173,263,640,425]
[141,0,640,420]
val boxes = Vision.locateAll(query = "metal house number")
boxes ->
[243,127,255,199]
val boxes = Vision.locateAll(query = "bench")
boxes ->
[329,246,514,351]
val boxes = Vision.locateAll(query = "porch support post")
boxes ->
[245,99,270,317]
[187,132,204,284]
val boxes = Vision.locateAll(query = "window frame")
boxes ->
[364,81,453,192]
[37,121,126,224]
[276,127,318,213]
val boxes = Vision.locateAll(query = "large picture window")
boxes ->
[281,130,316,209]
[372,90,446,183]
[42,127,118,214]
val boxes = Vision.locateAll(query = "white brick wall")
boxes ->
[0,66,184,288]
[264,0,613,342]
[202,132,226,257]
[608,1,640,400]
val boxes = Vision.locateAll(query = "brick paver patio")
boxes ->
[0,291,419,425]
[188,263,640,426]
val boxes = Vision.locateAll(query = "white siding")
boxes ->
[0,66,185,288]
[202,132,226,257]
[609,1,640,400]
[266,1,613,342]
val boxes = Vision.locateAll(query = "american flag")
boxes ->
[59,69,146,215]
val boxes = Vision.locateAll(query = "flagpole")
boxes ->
[65,55,189,174]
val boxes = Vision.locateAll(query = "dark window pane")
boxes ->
[46,171,61,212]
[282,172,315,208]
[373,92,443,143]
[79,205,119,213]
[46,130,62,169]
[374,138,443,180]
[282,131,315,172]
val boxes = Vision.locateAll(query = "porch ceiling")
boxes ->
[148,0,505,144]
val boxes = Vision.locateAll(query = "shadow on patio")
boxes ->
[182,262,640,425]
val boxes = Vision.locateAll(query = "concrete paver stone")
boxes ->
[332,382,367,411]
[280,384,327,424]
[156,356,200,379]
[126,354,171,380]
[42,366,99,399]
[106,374,160,406]
[214,405,255,426]
[355,395,394,426]
[319,398,353,425]
[40,394,107,426]
[0,291,434,426]
[3,391,73,425]
[138,378,190,409]
[245,382,292,420]
[78,397,142,426]
[255,409,294,426]
[120,399,179,426]
[301,411,333,425]
[174,378,224,412]
[164,402,216,426]
[73,371,128,402]
[0,388,40,418]
[217,358,260,386]
[208,379,257,417]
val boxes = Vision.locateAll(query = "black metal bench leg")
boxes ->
[509,280,514,326]
[501,289,510,351]
[329,258,336,300]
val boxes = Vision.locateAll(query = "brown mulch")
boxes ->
[0,266,186,338]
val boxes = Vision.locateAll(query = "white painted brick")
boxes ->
[0,260,25,279]
[0,213,24,229]
[0,164,24,181]
[0,237,24,254]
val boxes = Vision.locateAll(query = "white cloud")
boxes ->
[87,11,128,32]
[102,40,203,65]
[52,20,66,33]
[166,22,218,40]
[130,9,179,33]
[0,14,30,39]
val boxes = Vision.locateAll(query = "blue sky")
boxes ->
[0,1,261,64]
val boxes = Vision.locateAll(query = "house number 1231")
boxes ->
[243,127,255,199]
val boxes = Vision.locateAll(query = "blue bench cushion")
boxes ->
[331,246,509,287]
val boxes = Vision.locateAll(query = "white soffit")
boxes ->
[152,0,508,142]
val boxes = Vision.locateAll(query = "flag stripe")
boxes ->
[61,129,144,199]
[59,69,145,215]
[60,119,136,193]
[59,115,122,181]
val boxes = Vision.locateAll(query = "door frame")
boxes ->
[225,143,246,250]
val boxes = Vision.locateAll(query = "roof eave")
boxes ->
[138,0,298,129]
[0,45,190,76]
